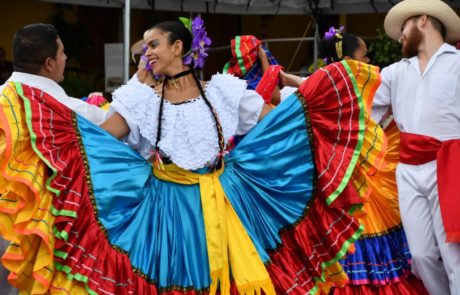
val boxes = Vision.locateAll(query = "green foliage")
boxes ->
[61,70,104,98]
[368,28,402,68]
[179,17,192,31]
[307,58,326,73]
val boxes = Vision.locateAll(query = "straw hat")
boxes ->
[131,39,145,56]
[131,29,153,56]
[384,0,460,43]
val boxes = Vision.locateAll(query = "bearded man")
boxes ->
[372,1,460,294]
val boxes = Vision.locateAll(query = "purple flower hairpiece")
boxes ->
[181,16,212,69]
[324,26,345,40]
[141,44,152,71]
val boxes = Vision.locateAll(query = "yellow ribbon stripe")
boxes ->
[344,61,403,234]
[346,62,387,204]
[154,163,275,295]
[360,121,402,234]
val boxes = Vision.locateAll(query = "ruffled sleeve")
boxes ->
[207,73,264,137]
[109,74,159,158]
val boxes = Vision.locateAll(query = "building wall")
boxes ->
[1,0,57,60]
[241,14,317,74]
[5,1,458,92]
[0,4,391,90]
[237,12,391,74]
[345,13,386,37]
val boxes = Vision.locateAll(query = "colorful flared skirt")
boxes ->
[334,121,428,294]
[1,60,381,294]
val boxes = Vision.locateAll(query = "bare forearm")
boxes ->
[279,70,304,88]
[258,103,273,121]
[101,112,130,139]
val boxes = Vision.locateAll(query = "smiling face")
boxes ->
[144,28,183,76]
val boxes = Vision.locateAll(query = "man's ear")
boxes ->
[419,15,428,28]
[43,56,54,73]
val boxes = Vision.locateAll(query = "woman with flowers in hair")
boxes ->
[1,18,383,295]
[281,27,427,295]
[280,27,370,90]
[321,26,370,65]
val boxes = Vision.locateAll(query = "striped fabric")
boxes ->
[222,35,279,90]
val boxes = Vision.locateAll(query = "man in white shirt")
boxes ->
[0,23,107,125]
[0,23,107,295]
[373,1,460,294]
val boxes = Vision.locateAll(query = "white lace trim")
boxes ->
[110,73,249,170]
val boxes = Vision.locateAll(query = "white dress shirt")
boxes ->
[0,72,107,125]
[373,43,460,141]
[373,45,460,295]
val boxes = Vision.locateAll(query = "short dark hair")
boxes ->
[428,16,447,40]
[319,32,361,63]
[12,23,59,74]
[152,21,192,56]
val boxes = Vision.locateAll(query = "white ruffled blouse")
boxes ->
[110,73,264,170]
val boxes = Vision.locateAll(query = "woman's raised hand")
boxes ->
[279,70,304,88]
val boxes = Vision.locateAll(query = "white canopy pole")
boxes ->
[123,0,131,83]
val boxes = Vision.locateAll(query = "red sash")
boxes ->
[400,132,460,243]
